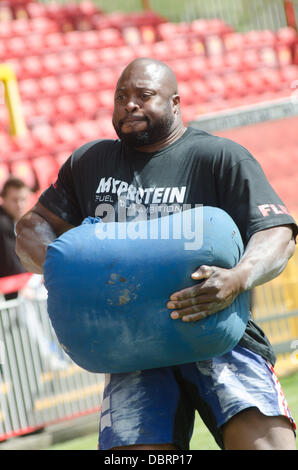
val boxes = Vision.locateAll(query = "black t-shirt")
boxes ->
[0,206,26,278]
[39,127,298,365]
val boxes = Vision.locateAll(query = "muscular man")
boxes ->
[16,58,297,450]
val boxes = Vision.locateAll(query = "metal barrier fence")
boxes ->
[0,245,297,440]
[0,279,104,441]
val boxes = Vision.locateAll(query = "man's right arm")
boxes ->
[15,202,74,274]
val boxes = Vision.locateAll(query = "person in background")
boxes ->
[0,176,31,300]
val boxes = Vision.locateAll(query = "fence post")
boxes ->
[0,64,27,138]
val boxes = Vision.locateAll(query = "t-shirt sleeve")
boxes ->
[39,154,83,226]
[216,142,298,244]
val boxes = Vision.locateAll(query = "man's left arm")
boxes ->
[167,225,296,322]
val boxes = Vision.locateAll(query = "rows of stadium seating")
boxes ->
[0,1,297,214]
[217,116,298,216]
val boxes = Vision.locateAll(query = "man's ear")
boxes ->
[172,94,181,114]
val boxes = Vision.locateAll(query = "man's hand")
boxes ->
[167,265,242,322]
[167,225,296,323]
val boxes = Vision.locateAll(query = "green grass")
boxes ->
[48,372,298,450]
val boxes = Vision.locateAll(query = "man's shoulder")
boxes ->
[71,138,120,162]
[0,206,8,220]
[0,206,12,229]
[187,126,254,162]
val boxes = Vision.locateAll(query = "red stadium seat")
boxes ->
[171,59,193,81]
[21,100,36,123]
[190,19,211,35]
[75,119,99,141]
[224,52,245,72]
[96,116,116,138]
[97,89,114,111]
[21,55,43,79]
[133,43,154,58]
[78,49,99,70]
[242,49,263,70]
[276,44,294,66]
[96,28,124,47]
[97,68,118,90]
[0,41,7,60]
[243,70,266,94]
[0,162,10,192]
[116,46,136,64]
[31,123,56,148]
[178,82,194,105]
[223,73,248,98]
[156,22,190,41]
[55,95,77,122]
[81,30,100,49]
[55,149,71,167]
[271,174,298,208]
[76,92,99,118]
[257,69,282,92]
[10,159,37,190]
[11,18,30,36]
[64,30,84,49]
[31,155,60,190]
[30,17,58,35]
[259,47,279,68]
[0,134,14,155]
[79,71,99,92]
[60,73,80,95]
[205,35,225,56]
[207,18,233,35]
[41,53,61,76]
[280,65,298,83]
[24,34,45,55]
[0,104,8,126]
[277,27,297,46]
[39,76,60,97]
[60,51,80,73]
[97,46,118,64]
[26,2,47,18]
[0,21,13,39]
[223,32,246,51]
[53,122,77,145]
[207,76,227,99]
[43,32,65,51]
[206,55,226,73]
[19,78,40,100]
[34,98,56,122]
[170,38,190,58]
[189,56,207,78]
[191,80,210,101]
[151,41,171,61]
[7,37,26,58]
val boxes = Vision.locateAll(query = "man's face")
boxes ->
[2,187,30,221]
[112,63,176,148]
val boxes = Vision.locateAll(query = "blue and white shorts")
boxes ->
[98,345,296,450]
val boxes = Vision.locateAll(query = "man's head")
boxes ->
[1,177,30,221]
[112,58,184,150]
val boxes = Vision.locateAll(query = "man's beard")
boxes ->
[113,113,175,149]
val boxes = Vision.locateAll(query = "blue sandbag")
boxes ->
[43,206,250,373]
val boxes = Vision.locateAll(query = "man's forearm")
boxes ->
[15,211,57,274]
[232,225,296,293]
